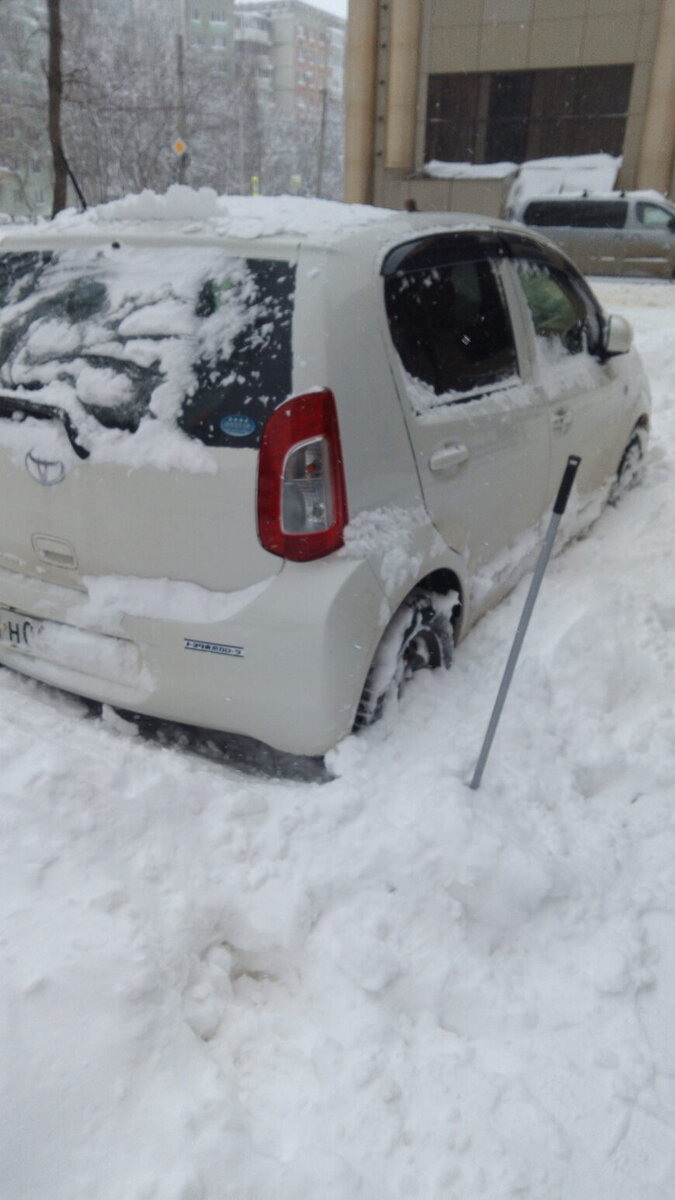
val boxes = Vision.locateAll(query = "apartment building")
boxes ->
[345,0,675,213]
[134,0,235,49]
[184,0,235,49]
[236,1,345,120]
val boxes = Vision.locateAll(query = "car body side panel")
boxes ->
[622,221,674,277]
[297,243,430,522]
[501,255,651,512]
[378,249,551,623]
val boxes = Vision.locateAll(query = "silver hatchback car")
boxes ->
[0,201,651,754]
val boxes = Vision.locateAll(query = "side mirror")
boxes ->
[668,216,675,232]
[604,313,633,357]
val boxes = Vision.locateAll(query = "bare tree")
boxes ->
[47,0,67,215]
[1,0,344,215]
[0,2,49,217]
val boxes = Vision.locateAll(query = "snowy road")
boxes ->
[2,279,674,1200]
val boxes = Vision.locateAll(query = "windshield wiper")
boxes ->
[0,389,90,459]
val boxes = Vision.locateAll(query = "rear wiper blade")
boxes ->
[0,389,90,459]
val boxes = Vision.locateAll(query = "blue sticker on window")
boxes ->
[220,413,257,438]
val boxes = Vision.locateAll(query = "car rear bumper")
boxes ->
[0,558,386,756]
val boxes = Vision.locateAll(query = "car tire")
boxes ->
[355,589,454,729]
[609,426,647,505]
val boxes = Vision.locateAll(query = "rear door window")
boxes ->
[382,235,518,406]
[0,246,295,449]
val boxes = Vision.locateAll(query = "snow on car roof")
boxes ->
[0,186,499,255]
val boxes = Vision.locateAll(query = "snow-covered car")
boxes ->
[0,196,651,755]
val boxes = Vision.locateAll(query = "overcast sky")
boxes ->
[308,0,347,14]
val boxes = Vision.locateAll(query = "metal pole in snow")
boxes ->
[469,454,581,791]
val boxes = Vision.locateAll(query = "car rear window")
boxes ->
[523,199,628,229]
[0,246,295,449]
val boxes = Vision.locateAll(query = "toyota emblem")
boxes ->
[25,450,66,486]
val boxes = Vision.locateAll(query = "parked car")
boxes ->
[0,203,651,755]
[511,191,675,278]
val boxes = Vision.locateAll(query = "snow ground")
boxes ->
[1,278,674,1200]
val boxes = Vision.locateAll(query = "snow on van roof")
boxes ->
[424,160,517,180]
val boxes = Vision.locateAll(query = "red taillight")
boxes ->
[257,389,348,562]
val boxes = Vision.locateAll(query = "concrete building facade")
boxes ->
[344,0,675,214]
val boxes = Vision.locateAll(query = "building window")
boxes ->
[426,65,634,164]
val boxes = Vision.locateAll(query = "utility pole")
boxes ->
[176,33,188,184]
[316,87,328,197]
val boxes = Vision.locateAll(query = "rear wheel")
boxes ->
[355,590,454,729]
[609,427,647,505]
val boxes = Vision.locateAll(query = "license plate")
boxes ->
[0,605,140,686]
[0,609,42,649]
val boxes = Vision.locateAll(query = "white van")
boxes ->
[0,198,650,755]
[512,191,675,278]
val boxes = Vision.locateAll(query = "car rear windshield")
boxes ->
[523,199,628,229]
[0,245,295,448]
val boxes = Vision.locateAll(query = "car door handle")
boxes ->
[552,408,573,435]
[429,443,469,473]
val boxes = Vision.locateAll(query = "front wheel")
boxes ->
[609,427,647,505]
[355,590,454,729]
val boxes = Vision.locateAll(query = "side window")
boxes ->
[572,201,627,229]
[515,258,602,357]
[523,200,627,229]
[384,253,518,402]
[636,202,674,229]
